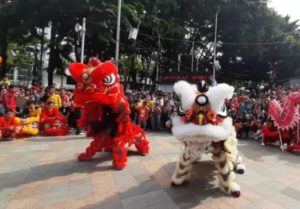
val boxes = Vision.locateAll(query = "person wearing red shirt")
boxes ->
[41,101,66,124]
[137,101,149,130]
[2,85,16,111]
[40,101,69,136]
[0,109,17,140]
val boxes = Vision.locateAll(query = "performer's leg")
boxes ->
[78,138,99,161]
[171,151,195,186]
[232,155,246,174]
[112,138,127,170]
[134,129,149,155]
[212,142,241,198]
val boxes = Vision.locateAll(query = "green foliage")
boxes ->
[119,56,142,75]
[1,0,300,84]
[7,42,34,70]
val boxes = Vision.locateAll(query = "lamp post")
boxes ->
[212,9,219,84]
[75,18,86,63]
[115,0,122,66]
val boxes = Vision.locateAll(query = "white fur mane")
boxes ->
[173,81,197,110]
[171,116,233,142]
[172,81,235,143]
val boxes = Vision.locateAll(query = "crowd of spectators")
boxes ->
[228,80,299,141]
[0,74,298,142]
[0,75,81,140]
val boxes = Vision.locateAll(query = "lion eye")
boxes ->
[103,74,116,85]
[217,104,228,118]
[82,73,89,80]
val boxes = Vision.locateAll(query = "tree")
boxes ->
[1,0,300,86]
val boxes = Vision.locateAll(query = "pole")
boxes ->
[39,27,45,84]
[297,122,299,144]
[191,41,194,72]
[178,54,181,72]
[115,0,122,66]
[278,130,284,151]
[155,35,161,91]
[213,10,218,83]
[80,18,86,63]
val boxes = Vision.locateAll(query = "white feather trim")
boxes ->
[207,83,234,113]
[171,173,190,185]
[236,164,246,172]
[173,81,196,110]
[171,116,184,126]
[229,182,240,192]
[171,117,233,142]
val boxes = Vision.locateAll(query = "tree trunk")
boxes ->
[32,44,38,85]
[36,27,45,85]
[48,23,56,86]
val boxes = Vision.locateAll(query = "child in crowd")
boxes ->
[137,101,149,130]
[0,109,18,140]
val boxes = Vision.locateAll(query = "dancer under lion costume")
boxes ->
[68,58,149,169]
[168,80,245,197]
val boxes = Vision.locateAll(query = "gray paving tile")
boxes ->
[86,200,123,209]
[288,204,300,209]
[0,188,17,209]
[280,187,300,202]
[119,185,142,200]
[0,168,30,189]
[243,203,261,209]
[265,192,300,209]
[68,179,93,200]
[165,183,221,209]
[121,189,179,209]
[2,133,300,209]
[43,182,69,195]
[133,173,152,183]
[113,168,143,200]
[139,179,161,194]
[39,191,69,206]
[69,179,92,191]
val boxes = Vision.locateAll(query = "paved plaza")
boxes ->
[0,132,300,209]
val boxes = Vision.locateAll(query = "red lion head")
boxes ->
[68,58,124,106]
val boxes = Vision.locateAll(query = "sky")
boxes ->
[268,0,300,21]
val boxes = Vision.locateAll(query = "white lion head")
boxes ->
[171,80,235,142]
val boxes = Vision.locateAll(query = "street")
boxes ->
[0,132,300,209]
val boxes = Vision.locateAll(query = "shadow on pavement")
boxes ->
[82,160,226,209]
[0,151,144,191]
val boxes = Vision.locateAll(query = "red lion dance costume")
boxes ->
[268,91,300,152]
[68,58,149,169]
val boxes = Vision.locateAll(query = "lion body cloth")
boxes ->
[170,81,245,197]
[68,58,149,169]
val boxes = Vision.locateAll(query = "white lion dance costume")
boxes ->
[170,80,245,198]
